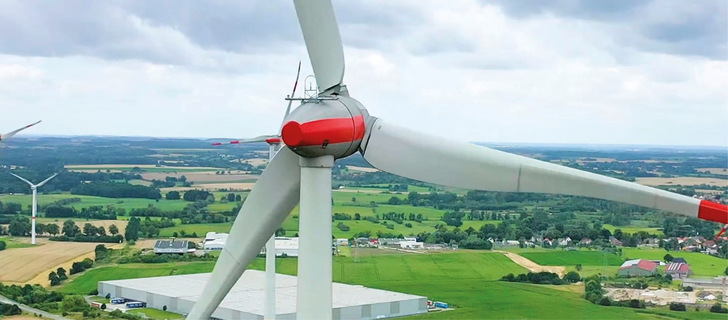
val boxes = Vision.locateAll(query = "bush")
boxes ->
[0,303,21,316]
[669,302,686,311]
[710,303,728,313]
[89,289,98,295]
[598,297,611,306]
[0,240,6,251]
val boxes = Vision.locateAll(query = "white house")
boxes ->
[399,240,424,249]
[259,237,301,257]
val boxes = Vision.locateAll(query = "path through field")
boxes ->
[495,250,566,276]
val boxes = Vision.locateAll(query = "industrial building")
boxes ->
[98,271,427,320]
[153,239,190,254]
[204,232,229,250]
[618,259,658,277]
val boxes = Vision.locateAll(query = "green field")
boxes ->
[0,236,35,249]
[127,308,184,320]
[519,250,625,266]
[622,248,727,277]
[67,166,220,172]
[60,251,722,319]
[603,224,663,236]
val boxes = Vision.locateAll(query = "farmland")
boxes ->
[635,177,728,187]
[0,241,100,284]
[519,250,625,267]
[58,250,724,319]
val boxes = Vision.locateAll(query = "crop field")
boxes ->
[141,172,257,183]
[60,251,721,320]
[635,176,728,187]
[0,241,99,283]
[0,193,242,213]
[621,248,727,277]
[519,250,625,266]
[35,218,128,234]
[697,168,728,174]
[65,164,221,172]
[161,183,256,192]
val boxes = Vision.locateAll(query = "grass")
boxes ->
[127,308,184,320]
[0,236,35,249]
[621,247,727,277]
[519,250,625,266]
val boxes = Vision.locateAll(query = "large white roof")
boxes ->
[99,270,424,315]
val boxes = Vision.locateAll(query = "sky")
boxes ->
[0,0,726,147]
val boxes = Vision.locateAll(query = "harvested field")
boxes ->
[66,164,219,170]
[161,182,256,192]
[0,242,101,284]
[346,165,379,173]
[140,171,256,183]
[494,250,565,276]
[38,219,128,235]
[697,189,724,195]
[243,158,268,166]
[636,177,728,187]
[697,168,728,174]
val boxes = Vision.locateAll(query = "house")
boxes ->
[702,240,719,255]
[618,259,658,277]
[153,239,189,254]
[579,238,592,246]
[665,262,692,279]
[558,237,572,246]
[609,236,623,246]
[336,238,349,246]
[399,240,424,249]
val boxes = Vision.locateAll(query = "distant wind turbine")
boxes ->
[10,172,59,244]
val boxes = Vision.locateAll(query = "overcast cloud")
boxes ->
[0,0,725,146]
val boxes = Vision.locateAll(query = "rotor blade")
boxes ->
[362,119,728,224]
[1,120,41,141]
[36,173,59,187]
[211,135,278,146]
[186,147,301,320]
[9,172,33,186]
[293,0,345,93]
[279,61,303,134]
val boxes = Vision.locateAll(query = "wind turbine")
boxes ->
[211,61,301,320]
[187,0,728,319]
[10,172,58,244]
[0,121,41,143]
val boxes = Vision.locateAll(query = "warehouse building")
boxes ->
[98,271,427,320]
[203,232,229,250]
[153,239,189,254]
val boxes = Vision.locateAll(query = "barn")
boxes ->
[618,259,658,277]
[98,271,427,320]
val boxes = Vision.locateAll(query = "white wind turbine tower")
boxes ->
[211,61,301,320]
[10,172,59,244]
[0,121,42,144]
[187,0,728,319]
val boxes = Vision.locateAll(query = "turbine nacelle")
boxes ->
[281,95,371,159]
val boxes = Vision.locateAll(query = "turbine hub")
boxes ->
[282,95,370,159]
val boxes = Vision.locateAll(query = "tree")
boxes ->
[62,220,80,237]
[57,267,68,280]
[669,302,686,311]
[0,240,5,251]
[564,271,581,283]
[235,194,242,202]
[108,224,119,235]
[166,191,181,200]
[46,223,60,236]
[101,303,107,310]
[663,253,674,262]
[83,223,98,236]
[725,266,728,276]
[710,303,728,313]
[48,271,60,286]
[9,218,30,236]
[125,217,140,241]
[226,193,236,202]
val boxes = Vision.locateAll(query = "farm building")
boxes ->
[259,237,300,257]
[98,271,427,320]
[153,240,189,254]
[618,259,658,277]
[665,262,692,279]
[204,232,229,250]
[399,240,424,249]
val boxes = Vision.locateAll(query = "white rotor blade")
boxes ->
[293,0,345,93]
[362,119,727,224]
[2,120,41,141]
[36,173,59,187]
[9,172,33,186]
[187,147,301,319]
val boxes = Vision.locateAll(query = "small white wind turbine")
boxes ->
[0,121,42,143]
[10,172,59,244]
[211,61,301,320]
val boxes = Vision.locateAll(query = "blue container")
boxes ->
[434,302,449,308]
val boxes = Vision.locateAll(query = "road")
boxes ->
[0,294,72,320]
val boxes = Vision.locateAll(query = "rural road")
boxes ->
[0,294,72,320]
[494,250,566,276]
